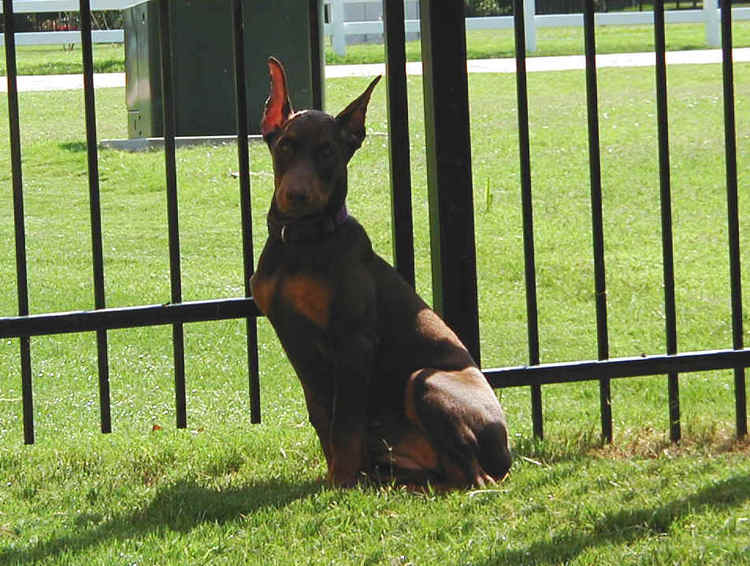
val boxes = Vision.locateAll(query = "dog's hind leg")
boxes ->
[405,368,512,487]
[367,417,442,486]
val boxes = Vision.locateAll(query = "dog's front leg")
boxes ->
[327,332,374,487]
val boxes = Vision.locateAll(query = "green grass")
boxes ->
[1,61,750,563]
[0,43,124,76]
[2,21,750,75]
[328,21,750,64]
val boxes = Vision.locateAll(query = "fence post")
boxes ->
[525,0,537,53]
[384,0,415,288]
[3,0,35,445]
[583,0,613,443]
[80,0,112,435]
[513,0,543,438]
[330,0,346,56]
[157,0,188,429]
[704,0,720,47]
[419,0,481,366]
[720,0,748,439]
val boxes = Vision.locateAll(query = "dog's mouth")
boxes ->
[280,202,348,224]
[274,201,327,221]
[285,210,325,222]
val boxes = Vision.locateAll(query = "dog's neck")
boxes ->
[267,204,349,244]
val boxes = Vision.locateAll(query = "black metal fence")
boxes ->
[2,0,747,446]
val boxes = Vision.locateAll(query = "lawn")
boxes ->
[329,21,750,64]
[1,58,749,564]
[2,20,750,74]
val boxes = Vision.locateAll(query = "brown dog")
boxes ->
[250,57,511,488]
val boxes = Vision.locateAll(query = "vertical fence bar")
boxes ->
[158,1,187,429]
[79,0,111,434]
[3,0,34,445]
[231,0,261,424]
[720,0,747,438]
[309,0,324,111]
[583,0,613,444]
[653,0,681,442]
[419,0,481,365]
[513,0,543,439]
[383,0,415,288]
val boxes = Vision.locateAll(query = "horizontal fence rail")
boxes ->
[0,299,262,339]
[2,0,747,445]
[486,349,750,388]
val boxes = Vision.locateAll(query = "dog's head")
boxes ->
[260,57,380,220]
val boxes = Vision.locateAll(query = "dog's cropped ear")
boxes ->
[335,75,381,159]
[261,57,293,142]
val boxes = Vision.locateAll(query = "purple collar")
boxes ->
[334,204,349,225]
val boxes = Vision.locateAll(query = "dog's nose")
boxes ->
[286,186,308,204]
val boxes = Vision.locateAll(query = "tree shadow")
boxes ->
[481,473,750,565]
[0,476,324,564]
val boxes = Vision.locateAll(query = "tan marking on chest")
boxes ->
[250,272,277,316]
[281,274,332,328]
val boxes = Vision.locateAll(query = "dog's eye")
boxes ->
[277,138,294,155]
[317,144,335,162]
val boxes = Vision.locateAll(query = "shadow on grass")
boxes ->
[59,141,88,153]
[481,473,750,565]
[0,477,323,565]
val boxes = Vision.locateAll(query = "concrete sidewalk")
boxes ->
[326,47,750,77]
[2,48,748,92]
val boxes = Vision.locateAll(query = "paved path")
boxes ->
[2,48,749,92]
[326,47,750,77]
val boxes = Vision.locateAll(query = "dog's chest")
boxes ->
[251,270,332,329]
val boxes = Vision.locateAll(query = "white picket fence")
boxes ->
[0,0,127,44]
[0,0,125,9]
[325,0,750,55]
[1,0,749,54]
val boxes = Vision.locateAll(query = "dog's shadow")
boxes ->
[0,477,324,565]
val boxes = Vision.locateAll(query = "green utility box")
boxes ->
[123,0,323,138]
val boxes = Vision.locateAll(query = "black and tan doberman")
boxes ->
[250,57,511,488]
